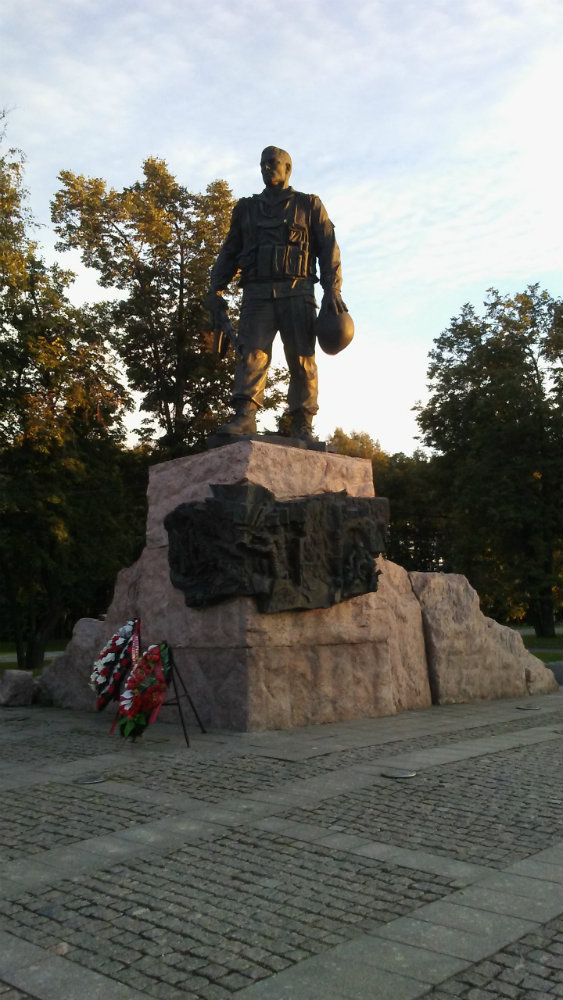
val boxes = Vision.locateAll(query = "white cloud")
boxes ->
[3,0,561,454]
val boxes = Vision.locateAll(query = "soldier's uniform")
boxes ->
[209,186,342,418]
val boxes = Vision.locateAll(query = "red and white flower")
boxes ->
[90,618,140,710]
[117,642,172,740]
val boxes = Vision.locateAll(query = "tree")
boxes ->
[51,159,287,454]
[415,285,562,635]
[328,429,449,571]
[0,134,145,669]
[328,427,383,461]
[371,451,453,572]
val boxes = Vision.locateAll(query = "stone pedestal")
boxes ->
[146,440,375,547]
[104,441,432,730]
[45,439,555,725]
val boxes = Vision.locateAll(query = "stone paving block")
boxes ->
[227,786,324,806]
[412,900,538,940]
[72,834,161,862]
[204,796,282,819]
[410,729,557,766]
[350,841,402,862]
[235,950,430,999]
[508,859,563,883]
[2,953,147,1000]
[373,916,521,962]
[316,832,371,851]
[0,932,49,975]
[1,863,58,892]
[111,815,222,845]
[472,871,563,901]
[353,847,489,884]
[324,935,470,983]
[254,817,329,842]
[236,977,349,999]
[531,843,563,866]
[23,841,135,875]
[0,880,32,902]
[186,804,278,827]
[452,885,563,922]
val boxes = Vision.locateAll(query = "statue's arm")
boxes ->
[207,201,243,296]
[310,197,347,315]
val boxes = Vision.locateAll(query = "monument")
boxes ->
[38,150,558,726]
[205,145,353,442]
[95,442,434,730]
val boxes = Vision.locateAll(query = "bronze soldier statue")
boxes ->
[206,146,351,441]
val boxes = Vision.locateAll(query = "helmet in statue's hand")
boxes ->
[315,310,355,355]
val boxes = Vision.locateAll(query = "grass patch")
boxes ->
[521,634,562,652]
[0,640,67,654]
[0,662,44,675]
[528,651,562,664]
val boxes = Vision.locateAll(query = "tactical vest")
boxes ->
[237,192,318,285]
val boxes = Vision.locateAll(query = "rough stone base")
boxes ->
[103,551,431,731]
[37,442,558,728]
[410,572,558,703]
[39,618,105,710]
[0,670,34,707]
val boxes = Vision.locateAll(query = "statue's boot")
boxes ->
[217,399,258,435]
[290,409,315,442]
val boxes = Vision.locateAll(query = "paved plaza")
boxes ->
[1,688,562,999]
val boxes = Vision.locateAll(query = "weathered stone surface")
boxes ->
[0,669,34,707]
[375,558,434,714]
[38,618,105,710]
[103,555,431,731]
[103,548,245,649]
[525,655,560,694]
[409,571,558,702]
[170,642,399,731]
[147,440,375,547]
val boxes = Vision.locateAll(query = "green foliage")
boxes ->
[415,285,562,635]
[51,159,287,454]
[0,131,147,667]
[51,159,235,453]
[328,427,382,460]
[371,451,451,572]
[328,429,448,571]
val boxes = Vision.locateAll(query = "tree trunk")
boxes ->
[0,566,27,668]
[530,594,556,638]
[24,609,60,672]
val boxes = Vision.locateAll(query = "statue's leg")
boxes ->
[217,296,275,435]
[278,295,318,438]
[232,297,275,407]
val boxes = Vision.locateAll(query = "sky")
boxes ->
[2,0,562,455]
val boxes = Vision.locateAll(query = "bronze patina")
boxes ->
[206,146,349,441]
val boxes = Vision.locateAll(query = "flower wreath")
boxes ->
[115,642,172,740]
[90,618,140,711]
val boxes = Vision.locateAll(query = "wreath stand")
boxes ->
[166,648,207,748]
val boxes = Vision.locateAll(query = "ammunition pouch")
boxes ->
[255,240,311,281]
[240,195,317,284]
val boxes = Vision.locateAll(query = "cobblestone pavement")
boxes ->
[283,740,562,869]
[1,690,561,999]
[424,915,563,998]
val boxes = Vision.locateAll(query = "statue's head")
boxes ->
[260,146,292,189]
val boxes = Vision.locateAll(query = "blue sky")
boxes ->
[3,0,562,454]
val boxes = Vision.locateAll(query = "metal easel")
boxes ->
[166,648,207,748]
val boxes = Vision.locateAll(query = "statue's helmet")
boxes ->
[315,310,355,355]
